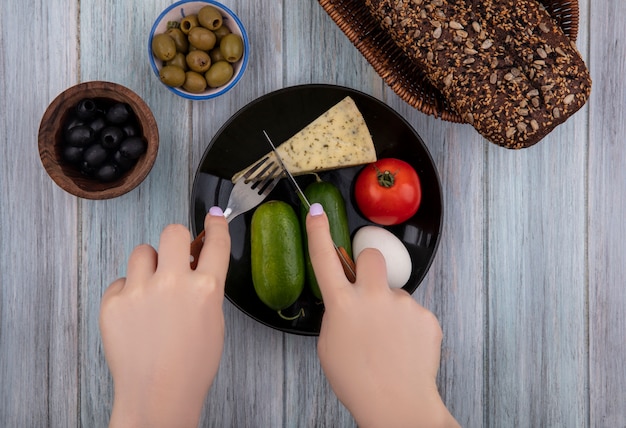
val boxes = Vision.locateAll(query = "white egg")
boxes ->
[352,225,412,288]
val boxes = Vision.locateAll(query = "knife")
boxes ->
[262,130,357,283]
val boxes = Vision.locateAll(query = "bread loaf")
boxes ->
[365,0,591,148]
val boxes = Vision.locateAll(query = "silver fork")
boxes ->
[190,157,281,269]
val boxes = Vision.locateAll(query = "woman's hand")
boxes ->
[99,207,231,428]
[306,203,459,428]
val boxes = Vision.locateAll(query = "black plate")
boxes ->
[191,84,443,336]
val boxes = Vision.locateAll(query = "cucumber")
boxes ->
[251,200,305,312]
[300,178,351,300]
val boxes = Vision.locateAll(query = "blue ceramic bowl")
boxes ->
[149,0,249,100]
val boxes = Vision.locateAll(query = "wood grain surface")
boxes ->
[1,0,624,426]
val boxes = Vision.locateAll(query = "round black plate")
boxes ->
[191,84,443,336]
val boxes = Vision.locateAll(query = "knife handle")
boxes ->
[190,230,205,270]
[336,246,356,283]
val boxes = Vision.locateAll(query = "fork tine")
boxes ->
[241,156,271,182]
[247,161,277,184]
[255,166,282,194]
[242,155,282,183]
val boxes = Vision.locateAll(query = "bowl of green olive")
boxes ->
[149,0,249,100]
[38,81,159,199]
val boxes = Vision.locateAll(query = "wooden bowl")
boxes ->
[38,81,159,199]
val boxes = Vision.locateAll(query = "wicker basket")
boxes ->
[318,0,580,123]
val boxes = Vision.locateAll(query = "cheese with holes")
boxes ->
[232,96,376,182]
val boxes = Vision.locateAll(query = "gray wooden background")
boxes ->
[1,0,625,426]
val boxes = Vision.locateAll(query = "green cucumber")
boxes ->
[251,200,305,313]
[301,178,352,300]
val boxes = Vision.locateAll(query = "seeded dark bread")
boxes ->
[364,0,592,149]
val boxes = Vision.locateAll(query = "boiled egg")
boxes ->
[352,225,412,288]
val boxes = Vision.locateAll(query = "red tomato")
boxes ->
[354,158,421,225]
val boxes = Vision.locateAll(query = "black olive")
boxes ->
[121,122,139,137]
[75,98,98,119]
[65,125,95,147]
[100,126,125,150]
[88,116,107,134]
[83,144,109,167]
[64,115,86,131]
[96,163,120,182]
[80,160,97,177]
[62,146,84,164]
[119,137,147,160]
[113,150,136,171]
[106,103,132,124]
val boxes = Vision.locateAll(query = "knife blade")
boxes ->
[262,130,356,283]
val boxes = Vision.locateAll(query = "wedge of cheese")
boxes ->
[232,96,376,182]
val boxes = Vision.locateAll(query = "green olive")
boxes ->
[219,33,244,63]
[159,65,186,87]
[205,61,234,88]
[180,14,199,34]
[166,52,188,70]
[198,5,223,30]
[151,33,177,61]
[209,47,225,63]
[183,71,207,93]
[186,50,211,73]
[165,28,189,53]
[213,24,231,43]
[188,27,217,51]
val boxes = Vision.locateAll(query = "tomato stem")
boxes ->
[375,166,397,188]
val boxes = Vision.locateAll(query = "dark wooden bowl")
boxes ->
[38,81,159,199]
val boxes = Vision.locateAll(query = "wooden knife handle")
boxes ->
[190,230,206,270]
[336,246,356,283]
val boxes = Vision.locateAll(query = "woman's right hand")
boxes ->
[305,203,459,428]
